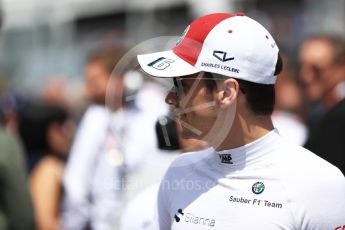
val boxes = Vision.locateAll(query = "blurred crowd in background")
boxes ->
[0,0,344,229]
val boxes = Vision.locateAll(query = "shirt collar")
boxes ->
[209,129,282,171]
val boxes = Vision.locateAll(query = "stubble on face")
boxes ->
[176,79,219,140]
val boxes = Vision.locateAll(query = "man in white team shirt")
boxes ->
[136,12,345,229]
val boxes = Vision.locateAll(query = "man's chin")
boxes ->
[181,128,204,140]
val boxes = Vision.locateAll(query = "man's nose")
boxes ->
[165,89,179,106]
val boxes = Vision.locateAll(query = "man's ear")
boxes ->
[219,79,239,109]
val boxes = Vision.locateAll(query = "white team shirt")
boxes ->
[120,184,160,230]
[119,151,179,230]
[158,129,345,230]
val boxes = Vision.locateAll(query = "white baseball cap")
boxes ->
[137,12,280,84]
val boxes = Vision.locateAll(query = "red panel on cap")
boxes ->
[173,13,234,66]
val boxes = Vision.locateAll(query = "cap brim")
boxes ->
[137,50,200,78]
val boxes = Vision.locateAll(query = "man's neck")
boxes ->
[213,114,274,151]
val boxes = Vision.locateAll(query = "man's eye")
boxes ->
[181,82,191,93]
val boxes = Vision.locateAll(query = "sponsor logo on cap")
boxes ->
[213,50,234,62]
[148,57,175,70]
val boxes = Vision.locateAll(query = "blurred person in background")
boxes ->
[40,76,84,118]
[62,48,167,230]
[21,104,73,230]
[0,7,35,229]
[0,124,35,230]
[299,34,345,174]
[272,54,307,146]
[0,92,28,134]
[119,115,208,230]
[18,103,72,173]
[41,76,69,109]
[62,48,124,230]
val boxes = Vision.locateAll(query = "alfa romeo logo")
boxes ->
[252,182,265,195]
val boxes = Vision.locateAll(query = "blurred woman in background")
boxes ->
[18,103,74,230]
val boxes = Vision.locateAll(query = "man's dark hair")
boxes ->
[204,53,283,115]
